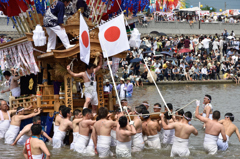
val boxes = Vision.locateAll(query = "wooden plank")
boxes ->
[64,74,73,110]
[54,95,60,112]
[108,93,113,111]
[96,74,104,109]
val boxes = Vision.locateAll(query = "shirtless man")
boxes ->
[67,54,102,114]
[54,105,66,132]
[75,108,95,154]
[162,103,175,146]
[1,70,21,97]
[52,107,73,148]
[195,100,227,155]
[153,103,161,113]
[202,94,213,120]
[175,108,184,122]
[161,111,198,157]
[12,116,52,146]
[0,100,17,138]
[70,109,83,150]
[217,113,240,151]
[131,106,144,152]
[142,101,150,110]
[116,116,136,158]
[5,107,41,144]
[142,109,161,149]
[23,124,51,159]
[93,107,117,158]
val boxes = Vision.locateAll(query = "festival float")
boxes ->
[0,0,150,132]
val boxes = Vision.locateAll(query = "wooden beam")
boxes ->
[96,74,104,109]
[64,74,73,111]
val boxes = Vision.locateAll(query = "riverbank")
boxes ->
[111,79,235,85]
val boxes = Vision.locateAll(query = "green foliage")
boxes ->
[201,5,216,13]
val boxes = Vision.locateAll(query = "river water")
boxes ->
[1,83,240,159]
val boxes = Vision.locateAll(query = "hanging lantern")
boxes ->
[200,4,203,8]
[220,9,222,12]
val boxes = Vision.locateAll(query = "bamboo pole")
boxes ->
[18,16,28,33]
[26,11,34,29]
[94,2,104,23]
[10,17,21,36]
[29,10,37,27]
[15,16,25,35]
[23,16,31,32]
[97,3,107,24]
[33,6,41,24]
[88,0,94,20]
[92,0,101,22]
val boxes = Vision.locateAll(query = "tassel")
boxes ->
[72,81,77,93]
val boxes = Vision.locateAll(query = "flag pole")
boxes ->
[104,51,123,112]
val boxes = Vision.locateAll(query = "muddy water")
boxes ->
[1,83,240,159]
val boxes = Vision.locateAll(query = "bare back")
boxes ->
[58,118,72,132]
[142,119,160,136]
[133,118,142,133]
[10,76,19,90]
[55,114,62,126]
[94,119,117,136]
[116,128,131,142]
[221,120,238,137]
[173,122,196,139]
[11,115,24,126]
[72,119,82,133]
[30,138,44,155]
[205,119,224,136]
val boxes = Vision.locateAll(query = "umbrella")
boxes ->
[130,58,142,63]
[142,50,153,54]
[159,51,172,56]
[179,48,191,53]
[157,32,167,36]
[139,45,149,49]
[150,31,159,34]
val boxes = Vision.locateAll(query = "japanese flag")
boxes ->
[99,13,130,58]
[79,13,90,65]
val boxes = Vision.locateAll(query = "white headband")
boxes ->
[225,115,234,118]
[183,114,191,121]
[153,107,161,109]
[142,103,149,106]
[16,108,24,114]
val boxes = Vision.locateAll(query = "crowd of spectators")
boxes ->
[0,35,13,44]
[118,30,240,84]
[154,12,240,23]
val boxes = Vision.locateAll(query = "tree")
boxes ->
[201,5,216,13]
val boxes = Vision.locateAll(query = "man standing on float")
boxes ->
[43,0,75,52]
[67,54,102,115]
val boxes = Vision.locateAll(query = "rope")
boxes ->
[68,58,78,71]
[174,99,197,114]
[142,59,171,114]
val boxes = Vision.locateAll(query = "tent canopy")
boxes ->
[179,7,201,12]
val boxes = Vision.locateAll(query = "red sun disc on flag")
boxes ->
[104,26,120,42]
[81,31,89,48]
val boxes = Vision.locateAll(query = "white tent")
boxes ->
[179,7,201,12]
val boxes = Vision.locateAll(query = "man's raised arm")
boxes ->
[66,65,84,78]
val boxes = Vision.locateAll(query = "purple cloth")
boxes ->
[53,81,62,95]
[126,83,133,95]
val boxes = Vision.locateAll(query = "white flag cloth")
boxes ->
[79,13,90,65]
[99,13,130,58]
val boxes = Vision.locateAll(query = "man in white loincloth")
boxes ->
[0,100,17,139]
[142,110,161,149]
[4,107,41,144]
[74,108,95,155]
[67,54,102,115]
[201,94,213,120]
[52,107,72,148]
[23,124,51,159]
[11,116,52,146]
[131,106,144,152]
[195,100,227,155]
[1,71,21,97]
[43,0,75,52]
[92,107,117,158]
[116,116,136,158]
[217,113,240,151]
[161,111,198,157]
[70,109,82,150]
[54,105,66,132]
